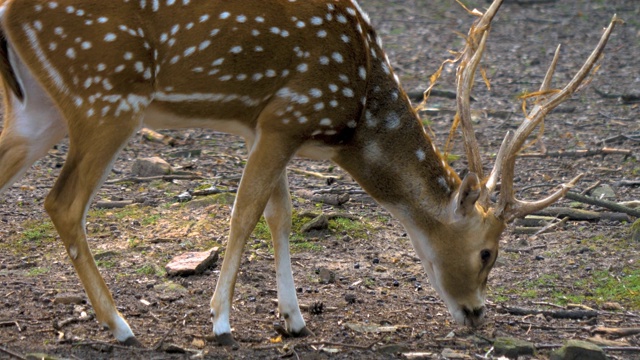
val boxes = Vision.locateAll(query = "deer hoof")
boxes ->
[274,322,314,338]
[292,326,315,338]
[122,336,143,347]
[214,333,239,348]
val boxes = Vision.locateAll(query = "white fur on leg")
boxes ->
[109,315,135,343]
[211,306,231,335]
[275,240,306,333]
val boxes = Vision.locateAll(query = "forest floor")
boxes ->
[1,0,639,359]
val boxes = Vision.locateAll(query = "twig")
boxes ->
[534,207,631,222]
[581,180,602,195]
[105,174,205,184]
[153,321,178,350]
[290,167,340,180]
[0,346,26,360]
[74,340,154,351]
[565,192,640,218]
[533,216,569,236]
[592,327,640,338]
[140,128,176,146]
[500,306,598,319]
[520,147,632,158]
[502,244,547,253]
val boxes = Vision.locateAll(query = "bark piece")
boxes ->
[301,214,329,233]
[165,247,219,276]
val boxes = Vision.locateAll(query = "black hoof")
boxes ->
[292,326,315,338]
[214,333,239,348]
[122,336,143,347]
[274,322,314,338]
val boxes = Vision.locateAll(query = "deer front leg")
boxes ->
[264,171,312,338]
[44,114,142,346]
[210,130,299,346]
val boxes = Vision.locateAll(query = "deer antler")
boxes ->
[454,0,502,205]
[454,0,620,219]
[496,14,620,221]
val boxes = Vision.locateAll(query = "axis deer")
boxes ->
[0,0,617,346]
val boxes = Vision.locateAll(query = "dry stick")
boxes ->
[564,192,640,218]
[581,180,602,195]
[105,174,205,184]
[520,147,632,158]
[533,216,569,236]
[534,207,630,222]
[500,306,598,319]
[153,321,178,350]
[593,327,640,338]
[0,346,26,360]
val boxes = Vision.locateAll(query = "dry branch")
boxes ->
[520,147,632,158]
[533,207,631,222]
[140,128,177,146]
[105,174,204,184]
[500,306,598,319]
[564,192,640,218]
[592,327,640,339]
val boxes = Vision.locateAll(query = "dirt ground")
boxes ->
[1,0,639,359]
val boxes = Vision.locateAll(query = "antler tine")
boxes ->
[455,0,503,184]
[481,130,512,206]
[496,15,620,220]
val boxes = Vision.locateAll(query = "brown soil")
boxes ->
[1,1,639,359]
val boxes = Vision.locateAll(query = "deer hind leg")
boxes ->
[264,171,313,337]
[0,48,66,194]
[44,111,142,345]
[210,130,299,346]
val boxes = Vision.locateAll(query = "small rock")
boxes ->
[174,191,193,202]
[494,337,535,358]
[165,247,219,276]
[374,265,387,272]
[131,157,173,177]
[345,294,357,304]
[550,340,606,360]
[301,214,329,233]
[590,184,616,199]
[601,302,623,311]
[318,267,335,284]
[186,193,236,209]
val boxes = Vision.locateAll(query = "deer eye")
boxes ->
[480,249,492,265]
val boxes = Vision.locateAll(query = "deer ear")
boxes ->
[454,173,481,217]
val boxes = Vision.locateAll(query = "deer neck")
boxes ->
[334,69,460,225]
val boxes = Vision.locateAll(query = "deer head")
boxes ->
[409,0,619,326]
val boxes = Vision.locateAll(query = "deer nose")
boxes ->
[462,306,486,327]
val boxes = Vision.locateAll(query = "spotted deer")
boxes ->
[0,0,617,346]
